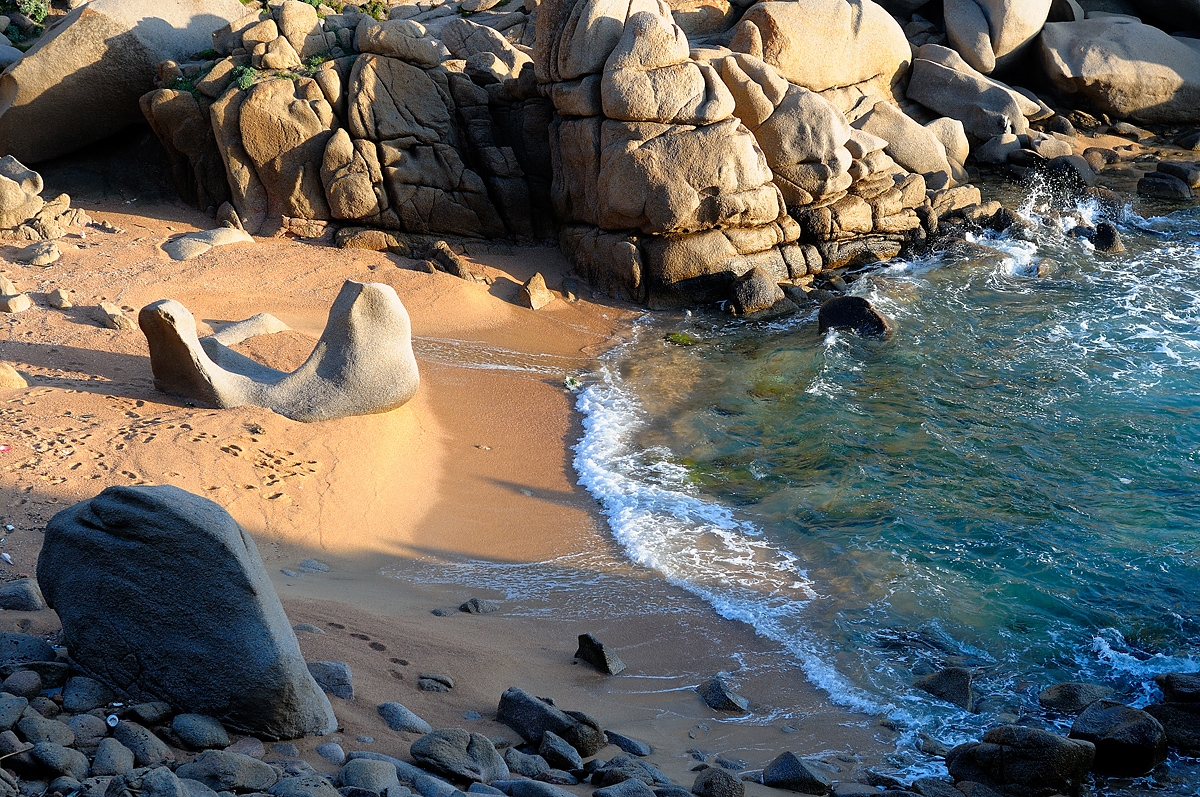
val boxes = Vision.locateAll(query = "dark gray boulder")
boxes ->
[1038,682,1115,715]
[0,633,55,665]
[1138,172,1194,200]
[338,759,401,792]
[459,599,499,614]
[496,687,606,756]
[596,780,656,797]
[945,725,1094,797]
[592,756,655,787]
[503,748,550,779]
[690,767,743,797]
[574,634,626,676]
[179,778,219,797]
[605,731,651,757]
[172,715,230,750]
[106,766,187,797]
[0,696,26,732]
[762,752,831,795]
[1156,672,1200,703]
[410,729,509,783]
[731,268,787,317]
[67,713,109,755]
[817,296,893,338]
[696,677,748,713]
[33,741,90,780]
[538,730,582,771]
[914,667,974,712]
[307,662,354,701]
[64,676,116,713]
[2,671,41,699]
[270,775,343,797]
[17,715,74,746]
[1144,702,1200,751]
[175,750,280,792]
[910,778,960,797]
[377,703,432,734]
[92,738,136,777]
[0,579,45,611]
[37,485,337,739]
[489,780,575,797]
[1068,699,1167,775]
[112,721,173,767]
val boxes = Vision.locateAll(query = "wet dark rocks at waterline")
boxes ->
[817,297,894,338]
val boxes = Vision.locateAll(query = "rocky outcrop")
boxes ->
[907,44,1042,139]
[0,157,92,241]
[1069,699,1167,776]
[0,0,249,164]
[943,0,1052,74]
[138,280,420,423]
[946,725,1095,797]
[1039,17,1200,124]
[37,485,338,740]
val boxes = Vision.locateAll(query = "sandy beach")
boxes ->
[0,159,907,791]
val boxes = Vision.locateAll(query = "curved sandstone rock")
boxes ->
[138,280,420,423]
[0,0,248,164]
[38,484,338,740]
[943,0,1052,74]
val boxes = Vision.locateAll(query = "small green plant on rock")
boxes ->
[16,0,48,23]
[361,0,386,19]
[231,64,258,90]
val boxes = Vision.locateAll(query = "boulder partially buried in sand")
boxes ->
[37,485,338,740]
[138,280,419,423]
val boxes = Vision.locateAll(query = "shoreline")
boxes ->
[0,192,909,790]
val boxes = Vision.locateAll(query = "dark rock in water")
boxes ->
[0,579,45,611]
[605,731,651,757]
[503,747,550,779]
[1044,155,1097,191]
[1144,701,1200,751]
[818,297,893,338]
[496,687,607,756]
[731,268,786,316]
[112,721,173,767]
[173,715,230,750]
[1157,161,1200,188]
[176,750,280,792]
[0,633,55,666]
[63,676,116,713]
[1008,149,1047,169]
[915,667,974,712]
[945,725,1094,797]
[37,485,337,739]
[33,742,89,781]
[378,703,433,734]
[308,662,354,700]
[1176,131,1200,151]
[1138,172,1194,200]
[269,774,342,797]
[596,780,656,797]
[910,778,960,797]
[91,738,135,777]
[1068,699,1167,776]
[1038,682,1115,715]
[460,598,499,614]
[691,767,743,797]
[410,728,509,783]
[338,759,401,793]
[575,634,626,676]
[1156,672,1200,703]
[863,771,903,790]
[949,786,1001,797]
[1,670,40,700]
[538,730,582,771]
[762,752,831,795]
[829,784,880,797]
[1093,222,1123,253]
[697,677,749,713]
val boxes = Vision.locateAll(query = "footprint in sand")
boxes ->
[327,622,345,629]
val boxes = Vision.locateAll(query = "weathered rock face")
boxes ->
[943,0,1052,74]
[907,44,1040,139]
[1039,17,1200,124]
[731,1,911,99]
[946,725,1095,797]
[0,0,249,164]
[0,156,43,230]
[1068,699,1167,776]
[37,485,338,740]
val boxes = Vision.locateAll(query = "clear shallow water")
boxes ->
[573,190,1200,770]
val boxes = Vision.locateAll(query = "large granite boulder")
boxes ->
[732,0,911,98]
[943,0,1052,74]
[1039,17,1200,124]
[852,101,955,189]
[0,156,43,230]
[0,0,249,163]
[37,485,338,739]
[946,725,1095,797]
[1068,699,1167,776]
[907,44,1040,138]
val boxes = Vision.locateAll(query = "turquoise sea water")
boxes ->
[573,188,1200,775]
